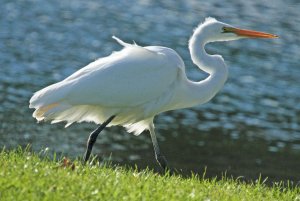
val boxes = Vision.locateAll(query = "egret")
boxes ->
[29,18,277,170]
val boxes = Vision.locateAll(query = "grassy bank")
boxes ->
[0,148,299,201]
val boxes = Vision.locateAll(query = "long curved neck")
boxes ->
[183,28,228,107]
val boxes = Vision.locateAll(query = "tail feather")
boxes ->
[29,81,71,109]
[32,103,59,120]
[29,80,72,122]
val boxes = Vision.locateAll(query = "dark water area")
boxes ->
[1,0,300,184]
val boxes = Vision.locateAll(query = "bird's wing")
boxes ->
[53,37,183,108]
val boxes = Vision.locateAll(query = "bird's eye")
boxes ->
[222,27,234,33]
[222,27,228,33]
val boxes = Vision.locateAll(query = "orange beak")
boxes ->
[225,27,278,38]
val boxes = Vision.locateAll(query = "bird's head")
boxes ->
[198,17,278,43]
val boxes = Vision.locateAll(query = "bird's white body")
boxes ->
[30,41,184,133]
[29,18,276,136]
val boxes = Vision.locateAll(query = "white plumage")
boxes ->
[30,36,187,135]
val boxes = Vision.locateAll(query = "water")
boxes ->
[1,0,300,183]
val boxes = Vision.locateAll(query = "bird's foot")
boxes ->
[156,154,174,174]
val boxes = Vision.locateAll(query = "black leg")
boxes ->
[149,123,170,171]
[83,115,115,163]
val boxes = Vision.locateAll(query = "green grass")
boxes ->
[0,147,299,201]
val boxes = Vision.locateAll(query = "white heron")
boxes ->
[29,18,277,170]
